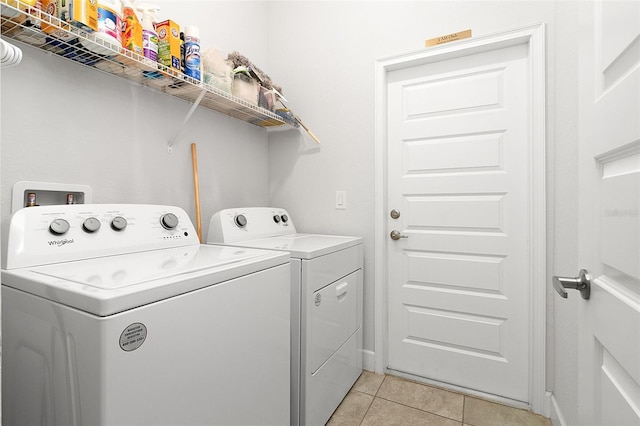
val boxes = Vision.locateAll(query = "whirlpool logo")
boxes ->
[48,239,75,247]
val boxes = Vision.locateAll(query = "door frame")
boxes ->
[373,24,547,415]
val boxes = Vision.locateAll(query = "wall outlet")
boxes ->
[335,191,347,210]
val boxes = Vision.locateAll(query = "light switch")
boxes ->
[335,191,346,210]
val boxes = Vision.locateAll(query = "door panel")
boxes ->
[578,1,640,424]
[404,132,505,174]
[387,42,532,402]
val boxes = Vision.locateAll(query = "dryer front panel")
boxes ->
[308,269,361,374]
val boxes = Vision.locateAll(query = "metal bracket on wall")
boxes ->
[167,89,207,154]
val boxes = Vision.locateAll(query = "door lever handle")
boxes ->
[553,269,591,300]
[390,230,408,240]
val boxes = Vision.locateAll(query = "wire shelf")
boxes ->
[0,0,286,128]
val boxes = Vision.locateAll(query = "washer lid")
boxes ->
[1,245,289,316]
[222,233,363,259]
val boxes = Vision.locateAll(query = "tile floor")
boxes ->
[327,372,551,426]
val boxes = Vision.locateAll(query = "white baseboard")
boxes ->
[362,349,375,372]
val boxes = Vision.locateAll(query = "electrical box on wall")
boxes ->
[12,181,93,214]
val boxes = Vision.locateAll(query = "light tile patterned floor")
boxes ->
[327,372,551,426]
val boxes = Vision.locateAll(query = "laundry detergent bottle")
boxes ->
[84,0,122,53]
[99,0,122,45]
[121,0,143,55]
[137,3,158,62]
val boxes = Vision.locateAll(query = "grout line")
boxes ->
[358,393,375,426]
[372,394,466,424]
[369,375,465,425]
[347,373,548,426]
[356,374,386,425]
[358,375,385,425]
[462,395,468,426]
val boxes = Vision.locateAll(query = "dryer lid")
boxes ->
[222,233,363,259]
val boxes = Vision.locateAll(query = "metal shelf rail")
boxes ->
[0,0,287,131]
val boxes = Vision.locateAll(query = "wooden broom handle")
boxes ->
[191,143,202,243]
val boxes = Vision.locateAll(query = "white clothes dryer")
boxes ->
[208,207,363,426]
[1,204,290,426]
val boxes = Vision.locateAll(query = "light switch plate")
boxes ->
[335,191,346,210]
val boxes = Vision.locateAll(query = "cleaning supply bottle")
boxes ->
[137,3,159,62]
[96,0,122,47]
[184,25,200,81]
[121,0,143,55]
[81,0,122,54]
[179,30,185,73]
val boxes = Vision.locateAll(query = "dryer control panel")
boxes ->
[208,207,297,243]
[2,204,199,269]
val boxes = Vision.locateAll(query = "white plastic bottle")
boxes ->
[96,0,122,48]
[137,3,159,62]
[184,25,200,81]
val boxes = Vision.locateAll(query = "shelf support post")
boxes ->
[167,88,207,153]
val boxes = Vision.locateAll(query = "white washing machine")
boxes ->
[1,204,290,426]
[208,207,363,426]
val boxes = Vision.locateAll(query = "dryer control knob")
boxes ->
[273,215,281,223]
[49,218,70,235]
[111,216,128,231]
[234,214,247,228]
[281,214,289,223]
[160,213,179,230]
[82,217,101,233]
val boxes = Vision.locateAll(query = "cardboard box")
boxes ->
[41,0,77,42]
[63,0,98,32]
[156,19,181,71]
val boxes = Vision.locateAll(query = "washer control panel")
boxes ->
[208,207,297,244]
[2,204,199,269]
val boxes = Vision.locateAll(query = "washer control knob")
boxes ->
[273,215,281,223]
[49,218,70,235]
[111,216,128,231]
[234,214,247,228]
[82,217,101,233]
[281,214,289,223]
[160,213,179,230]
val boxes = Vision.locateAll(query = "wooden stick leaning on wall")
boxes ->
[276,98,320,144]
[191,143,202,243]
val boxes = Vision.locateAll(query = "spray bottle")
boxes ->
[121,0,143,55]
[137,3,159,62]
[183,25,200,81]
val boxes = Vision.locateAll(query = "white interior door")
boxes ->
[574,1,640,424]
[386,32,542,404]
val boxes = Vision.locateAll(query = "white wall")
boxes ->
[547,2,580,424]
[1,1,582,424]
[1,1,272,238]
[266,1,580,423]
[1,6,272,423]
